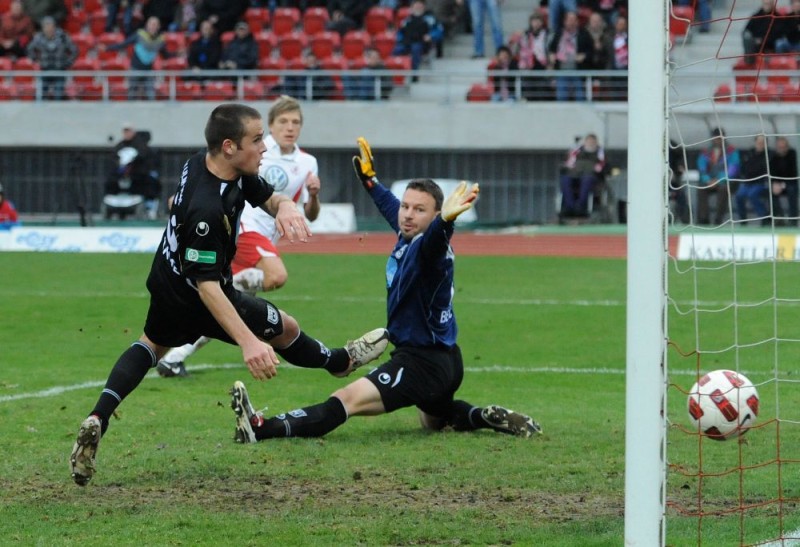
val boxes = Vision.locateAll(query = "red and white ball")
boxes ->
[687,369,759,441]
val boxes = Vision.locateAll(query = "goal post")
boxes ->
[624,0,669,545]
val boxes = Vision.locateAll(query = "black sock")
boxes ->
[447,400,489,431]
[254,397,348,439]
[90,341,155,435]
[275,331,349,374]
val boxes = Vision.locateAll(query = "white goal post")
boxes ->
[624,0,668,545]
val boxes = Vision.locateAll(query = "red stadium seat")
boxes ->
[395,7,411,28]
[364,6,393,35]
[100,57,130,84]
[670,5,693,37]
[97,31,124,49]
[383,55,411,86]
[0,57,12,71]
[372,30,397,59]
[733,56,764,86]
[175,81,203,101]
[309,31,340,60]
[777,82,800,102]
[766,55,797,84]
[258,57,286,87]
[466,82,493,102]
[159,56,189,84]
[71,57,99,84]
[70,33,96,58]
[254,31,277,59]
[83,0,104,13]
[245,7,271,34]
[302,7,330,36]
[203,80,237,101]
[13,82,37,101]
[220,31,235,48]
[12,58,39,83]
[162,32,186,55]
[88,10,108,36]
[0,82,15,101]
[277,31,308,61]
[64,9,87,34]
[109,81,130,101]
[713,83,732,102]
[241,80,265,100]
[341,30,371,60]
[271,7,301,36]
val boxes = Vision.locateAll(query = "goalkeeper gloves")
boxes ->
[352,136,379,190]
[441,181,480,222]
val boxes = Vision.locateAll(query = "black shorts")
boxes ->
[365,345,464,417]
[143,290,283,348]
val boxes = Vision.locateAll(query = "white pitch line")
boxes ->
[0,364,782,404]
[761,532,800,547]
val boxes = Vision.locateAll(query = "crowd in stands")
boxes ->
[0,0,630,102]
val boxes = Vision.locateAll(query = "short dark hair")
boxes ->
[204,103,261,153]
[406,178,443,211]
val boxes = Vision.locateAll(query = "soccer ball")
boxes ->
[687,369,759,441]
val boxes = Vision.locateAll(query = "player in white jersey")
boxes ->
[157,96,322,377]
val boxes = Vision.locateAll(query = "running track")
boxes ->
[278,231,679,258]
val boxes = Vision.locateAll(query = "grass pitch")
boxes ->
[0,250,796,545]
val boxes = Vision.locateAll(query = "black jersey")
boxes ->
[146,150,273,310]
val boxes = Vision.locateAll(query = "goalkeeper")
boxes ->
[229,138,542,442]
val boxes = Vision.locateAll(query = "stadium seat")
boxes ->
[257,57,286,87]
[395,7,411,28]
[109,81,130,101]
[159,56,189,84]
[733,56,764,86]
[777,82,800,102]
[466,82,493,102]
[203,80,237,101]
[0,82,15,101]
[255,31,277,60]
[220,31,235,48]
[64,9,87,34]
[735,81,756,101]
[753,82,780,102]
[0,0,11,13]
[71,57,100,85]
[302,7,329,36]
[97,31,124,50]
[309,31,340,61]
[12,58,39,83]
[175,81,203,101]
[383,55,411,86]
[100,57,129,84]
[245,7,271,34]
[0,57,12,71]
[766,55,797,84]
[241,80,265,100]
[670,5,693,37]
[277,31,308,61]
[364,6,393,35]
[88,10,108,36]
[713,83,732,102]
[13,82,37,101]
[83,0,104,13]
[70,32,95,58]
[372,30,397,59]
[271,7,301,36]
[319,56,347,100]
[341,30,371,61]
[66,81,102,101]
[162,32,186,55]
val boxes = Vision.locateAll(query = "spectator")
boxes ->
[776,0,800,54]
[196,0,248,34]
[584,0,628,27]
[345,48,393,101]
[393,0,444,77]
[104,0,140,35]
[325,9,357,38]
[103,16,171,100]
[227,140,541,445]
[669,140,690,224]
[585,11,611,70]
[735,134,770,225]
[547,0,576,36]
[675,0,710,33]
[559,133,607,219]
[696,127,740,225]
[743,0,780,62]
[187,18,222,78]
[608,15,628,100]
[548,11,592,102]
[22,0,67,28]
[326,0,371,28]
[469,0,503,59]
[770,136,799,226]
[514,12,549,101]
[0,182,20,228]
[169,0,198,33]
[278,50,335,100]
[1,0,35,58]
[219,20,259,74]
[430,0,464,39]
[489,45,518,102]
[26,16,77,100]
[103,123,162,220]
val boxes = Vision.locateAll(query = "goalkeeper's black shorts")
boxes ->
[364,344,463,417]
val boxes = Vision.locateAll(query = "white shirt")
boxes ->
[239,134,318,244]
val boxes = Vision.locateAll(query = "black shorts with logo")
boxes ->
[143,289,283,348]
[365,345,464,417]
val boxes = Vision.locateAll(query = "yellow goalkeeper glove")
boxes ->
[352,136,378,190]
[441,181,480,222]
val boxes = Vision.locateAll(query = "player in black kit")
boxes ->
[69,104,389,486]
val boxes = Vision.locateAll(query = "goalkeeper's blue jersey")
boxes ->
[369,183,458,348]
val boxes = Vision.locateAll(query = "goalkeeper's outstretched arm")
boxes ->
[441,180,480,223]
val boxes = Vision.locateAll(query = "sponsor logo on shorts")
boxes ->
[185,248,216,264]
[195,221,210,236]
[378,372,392,385]
[267,304,279,325]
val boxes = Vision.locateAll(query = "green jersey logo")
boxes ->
[185,248,216,264]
